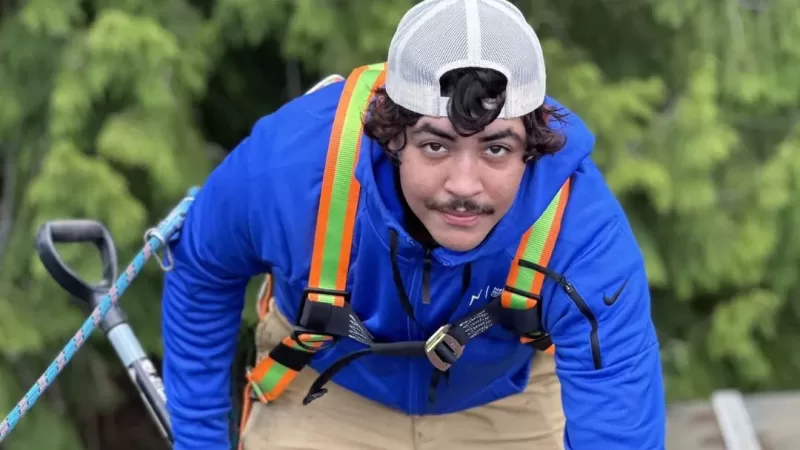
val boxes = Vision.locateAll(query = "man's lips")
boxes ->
[440,210,480,227]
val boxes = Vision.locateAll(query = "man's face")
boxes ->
[396,116,528,252]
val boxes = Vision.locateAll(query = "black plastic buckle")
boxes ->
[296,286,350,326]
[523,331,553,352]
[292,286,350,351]
[290,326,336,352]
[299,286,349,309]
[425,325,464,372]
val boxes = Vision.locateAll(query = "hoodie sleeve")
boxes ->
[544,219,666,450]
[161,118,272,450]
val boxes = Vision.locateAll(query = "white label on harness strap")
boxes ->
[459,309,494,339]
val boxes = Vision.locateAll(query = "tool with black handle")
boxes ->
[0,76,347,447]
[35,219,173,443]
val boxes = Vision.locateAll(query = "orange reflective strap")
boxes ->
[502,178,571,355]
[245,62,387,404]
[246,335,333,403]
[308,62,386,305]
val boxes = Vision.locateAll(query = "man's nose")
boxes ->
[443,153,482,198]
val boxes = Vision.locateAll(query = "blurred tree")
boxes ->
[1,0,800,448]
[0,0,217,448]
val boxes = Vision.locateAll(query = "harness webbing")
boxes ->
[504,178,571,354]
[309,62,386,305]
[246,63,387,403]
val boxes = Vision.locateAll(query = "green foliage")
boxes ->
[1,0,800,447]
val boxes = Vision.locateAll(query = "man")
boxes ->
[161,0,666,449]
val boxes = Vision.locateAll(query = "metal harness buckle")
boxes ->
[424,325,464,371]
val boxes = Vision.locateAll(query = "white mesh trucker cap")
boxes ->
[385,0,546,119]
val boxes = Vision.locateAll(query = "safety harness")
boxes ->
[245,62,572,407]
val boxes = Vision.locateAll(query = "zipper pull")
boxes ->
[422,248,432,304]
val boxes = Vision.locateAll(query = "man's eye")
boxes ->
[423,143,446,153]
[485,146,509,156]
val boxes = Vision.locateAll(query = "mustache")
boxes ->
[424,197,495,215]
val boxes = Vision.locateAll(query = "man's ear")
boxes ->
[390,149,402,166]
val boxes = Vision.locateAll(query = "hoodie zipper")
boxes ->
[399,242,465,412]
[422,248,432,304]
[408,247,432,414]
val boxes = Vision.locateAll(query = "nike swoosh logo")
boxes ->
[603,279,629,306]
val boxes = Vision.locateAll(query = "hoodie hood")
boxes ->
[354,96,596,267]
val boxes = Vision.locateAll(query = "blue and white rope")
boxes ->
[0,187,199,443]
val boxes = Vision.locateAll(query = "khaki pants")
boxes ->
[241,298,565,450]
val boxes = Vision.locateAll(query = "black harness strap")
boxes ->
[300,270,554,405]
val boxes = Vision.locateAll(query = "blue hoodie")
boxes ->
[161,79,666,449]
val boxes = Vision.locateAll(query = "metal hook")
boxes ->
[143,228,174,272]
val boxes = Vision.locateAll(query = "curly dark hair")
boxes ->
[363,67,568,163]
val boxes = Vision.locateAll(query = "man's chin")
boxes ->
[430,229,488,253]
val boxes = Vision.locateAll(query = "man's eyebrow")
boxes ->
[410,123,457,141]
[479,129,525,146]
